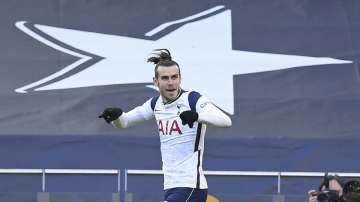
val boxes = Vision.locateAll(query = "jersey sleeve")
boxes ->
[196,96,232,127]
[112,98,154,128]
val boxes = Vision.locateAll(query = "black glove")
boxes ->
[98,108,123,123]
[179,110,198,128]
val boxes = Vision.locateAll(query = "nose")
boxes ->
[167,79,174,85]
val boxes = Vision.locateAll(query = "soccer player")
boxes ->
[99,49,232,202]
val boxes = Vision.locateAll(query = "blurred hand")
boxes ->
[179,110,198,128]
[99,108,123,123]
[308,190,318,202]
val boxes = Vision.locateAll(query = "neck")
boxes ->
[163,88,182,104]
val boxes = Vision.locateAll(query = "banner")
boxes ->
[1,0,359,137]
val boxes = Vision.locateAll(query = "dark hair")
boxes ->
[147,49,180,78]
[318,174,345,191]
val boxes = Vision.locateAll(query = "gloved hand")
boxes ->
[179,110,198,128]
[98,108,123,123]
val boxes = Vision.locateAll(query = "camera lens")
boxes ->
[317,190,340,202]
[317,192,329,202]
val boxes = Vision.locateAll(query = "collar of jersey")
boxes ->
[163,89,186,105]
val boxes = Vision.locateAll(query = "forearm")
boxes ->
[112,107,148,128]
[197,104,232,127]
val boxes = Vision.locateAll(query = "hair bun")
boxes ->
[147,49,172,64]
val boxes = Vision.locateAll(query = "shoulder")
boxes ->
[188,91,202,100]
[150,95,160,111]
[186,91,204,111]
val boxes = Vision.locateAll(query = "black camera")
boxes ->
[312,174,344,202]
[312,190,341,202]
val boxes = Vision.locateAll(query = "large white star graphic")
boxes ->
[15,6,352,114]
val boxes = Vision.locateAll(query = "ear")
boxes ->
[153,77,159,87]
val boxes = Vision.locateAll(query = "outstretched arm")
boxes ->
[179,96,231,128]
[197,102,232,127]
[112,104,153,128]
[196,96,232,127]
[100,99,154,128]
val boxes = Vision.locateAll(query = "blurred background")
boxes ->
[0,0,359,201]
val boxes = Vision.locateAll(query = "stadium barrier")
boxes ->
[1,169,360,202]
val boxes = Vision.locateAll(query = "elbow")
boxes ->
[224,116,232,127]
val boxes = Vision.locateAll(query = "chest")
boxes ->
[154,99,191,136]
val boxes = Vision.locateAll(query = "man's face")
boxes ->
[328,179,343,196]
[153,65,181,102]
[320,179,343,196]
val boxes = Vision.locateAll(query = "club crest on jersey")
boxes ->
[158,120,182,135]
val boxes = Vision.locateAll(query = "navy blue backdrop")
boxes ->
[0,0,359,198]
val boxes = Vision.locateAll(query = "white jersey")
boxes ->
[112,90,232,190]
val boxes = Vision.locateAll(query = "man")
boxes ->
[99,49,232,202]
[308,174,345,202]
